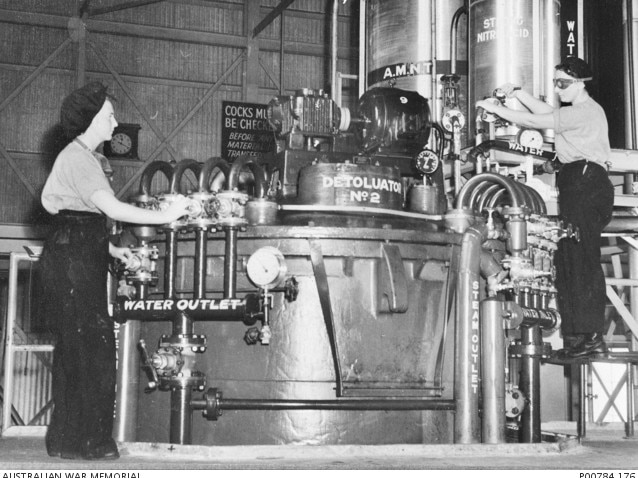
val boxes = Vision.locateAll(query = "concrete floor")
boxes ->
[0,423,637,470]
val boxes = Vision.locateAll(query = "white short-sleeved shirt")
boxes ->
[553,97,610,165]
[42,141,114,214]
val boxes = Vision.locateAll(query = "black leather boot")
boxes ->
[82,437,120,460]
[553,334,585,359]
[569,332,607,358]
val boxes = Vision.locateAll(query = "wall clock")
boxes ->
[104,123,141,159]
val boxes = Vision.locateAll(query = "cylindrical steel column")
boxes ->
[454,225,485,443]
[519,325,542,443]
[113,283,147,442]
[170,386,192,445]
[481,298,506,443]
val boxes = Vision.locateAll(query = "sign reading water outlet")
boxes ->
[221,101,276,161]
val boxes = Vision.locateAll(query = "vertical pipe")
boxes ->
[358,0,367,97]
[165,230,177,298]
[224,227,238,298]
[626,362,635,437]
[170,387,192,445]
[519,325,542,443]
[454,225,485,443]
[330,0,339,97]
[2,253,24,434]
[280,10,285,95]
[579,363,588,438]
[194,229,207,299]
[481,298,506,443]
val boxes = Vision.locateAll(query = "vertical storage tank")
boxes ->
[366,0,467,122]
[468,0,561,140]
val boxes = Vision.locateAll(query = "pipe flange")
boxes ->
[158,371,206,391]
[509,342,552,358]
[501,206,529,219]
[203,387,223,421]
[159,334,207,352]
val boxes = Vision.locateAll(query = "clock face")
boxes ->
[110,132,133,155]
[246,247,287,289]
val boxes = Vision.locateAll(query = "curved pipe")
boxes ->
[485,188,509,210]
[508,179,538,213]
[198,157,230,192]
[455,173,525,210]
[475,184,504,212]
[227,154,269,198]
[138,161,174,196]
[450,5,467,77]
[169,159,202,194]
[468,181,500,210]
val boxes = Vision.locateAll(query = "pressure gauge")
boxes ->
[517,128,544,149]
[246,247,287,289]
[414,149,440,174]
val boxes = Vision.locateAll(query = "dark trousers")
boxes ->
[39,211,116,454]
[555,161,614,336]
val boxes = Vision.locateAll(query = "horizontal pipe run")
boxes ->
[192,398,457,412]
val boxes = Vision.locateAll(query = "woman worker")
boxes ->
[40,82,191,460]
[476,57,614,359]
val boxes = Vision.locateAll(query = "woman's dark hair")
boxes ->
[555,57,593,80]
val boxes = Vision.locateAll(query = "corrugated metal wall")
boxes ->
[0,0,358,223]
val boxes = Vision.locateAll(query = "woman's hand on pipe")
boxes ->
[110,243,133,266]
[163,194,192,222]
[497,83,522,98]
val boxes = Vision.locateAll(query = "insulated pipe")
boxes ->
[455,173,525,210]
[227,155,269,198]
[169,158,202,194]
[481,297,506,444]
[198,157,230,192]
[138,161,174,196]
[454,223,487,444]
[164,230,177,299]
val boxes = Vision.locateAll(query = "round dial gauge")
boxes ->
[517,129,544,149]
[414,149,440,174]
[110,132,133,155]
[246,247,287,289]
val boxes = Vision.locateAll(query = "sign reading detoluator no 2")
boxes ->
[221,101,276,161]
